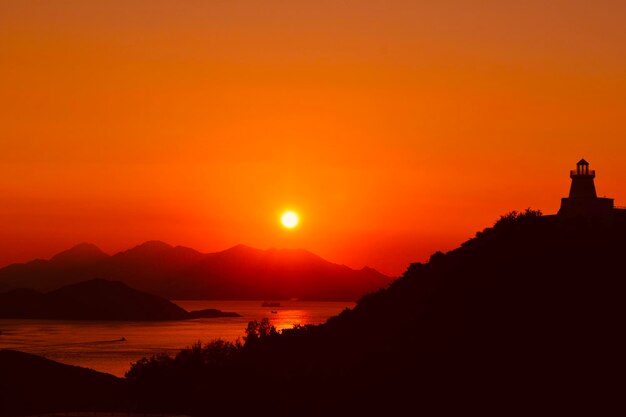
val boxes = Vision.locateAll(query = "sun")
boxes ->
[281,210,299,229]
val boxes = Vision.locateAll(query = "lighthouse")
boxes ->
[558,159,614,217]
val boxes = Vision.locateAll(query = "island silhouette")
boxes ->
[0,278,240,321]
[1,160,624,416]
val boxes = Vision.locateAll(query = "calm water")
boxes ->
[0,300,353,377]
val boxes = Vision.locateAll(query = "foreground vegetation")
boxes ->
[122,209,624,415]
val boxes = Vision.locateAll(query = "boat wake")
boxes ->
[48,337,128,347]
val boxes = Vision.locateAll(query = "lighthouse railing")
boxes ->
[570,169,595,177]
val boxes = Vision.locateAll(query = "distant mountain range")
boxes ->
[0,279,240,321]
[0,242,391,300]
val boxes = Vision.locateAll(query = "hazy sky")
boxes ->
[1,1,626,275]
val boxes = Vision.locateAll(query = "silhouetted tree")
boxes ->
[243,318,278,347]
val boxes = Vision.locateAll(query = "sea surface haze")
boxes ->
[0,300,353,376]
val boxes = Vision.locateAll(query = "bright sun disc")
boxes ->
[281,211,299,229]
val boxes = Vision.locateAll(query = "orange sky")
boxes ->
[1,1,626,276]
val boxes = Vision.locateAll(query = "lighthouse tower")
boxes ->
[568,159,597,199]
[558,159,614,217]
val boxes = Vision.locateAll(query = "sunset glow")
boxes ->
[0,2,623,415]
[1,1,625,276]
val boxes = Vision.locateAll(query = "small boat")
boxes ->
[119,337,127,342]
[270,310,278,314]
[262,302,281,307]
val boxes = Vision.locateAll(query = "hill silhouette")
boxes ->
[0,279,240,321]
[120,210,624,415]
[0,242,390,301]
[0,350,123,415]
[3,211,623,415]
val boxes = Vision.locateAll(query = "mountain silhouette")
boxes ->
[0,242,391,300]
[0,279,240,320]
[49,242,110,264]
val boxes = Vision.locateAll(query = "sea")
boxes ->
[0,300,353,377]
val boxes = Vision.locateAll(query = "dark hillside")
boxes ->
[0,350,123,416]
[126,210,625,415]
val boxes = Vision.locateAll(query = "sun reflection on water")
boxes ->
[267,309,311,331]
